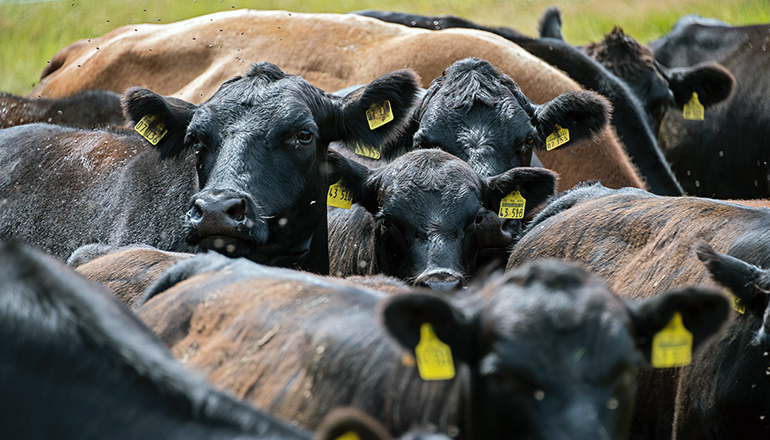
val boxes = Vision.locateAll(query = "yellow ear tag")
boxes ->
[545,124,570,151]
[354,142,381,160]
[415,323,455,381]
[651,312,693,368]
[683,92,705,121]
[327,180,353,209]
[334,431,362,440]
[134,114,168,145]
[724,287,745,314]
[498,190,526,219]
[366,100,394,130]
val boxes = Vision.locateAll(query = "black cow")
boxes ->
[0,62,419,274]
[650,16,770,198]
[353,10,685,196]
[327,149,556,290]
[133,250,727,439]
[0,90,125,129]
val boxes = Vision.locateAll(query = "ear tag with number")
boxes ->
[651,312,693,368]
[683,92,705,121]
[327,180,353,209]
[354,142,381,160]
[724,287,745,314]
[546,125,570,151]
[499,190,526,219]
[366,100,394,130]
[134,114,168,145]
[415,323,455,381]
[334,431,362,440]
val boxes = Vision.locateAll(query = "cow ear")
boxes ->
[381,292,478,364]
[326,150,380,214]
[624,285,729,363]
[532,91,611,148]
[314,408,393,440]
[695,241,770,315]
[668,62,735,109]
[538,6,564,40]
[329,70,422,148]
[122,87,198,159]
[483,168,557,217]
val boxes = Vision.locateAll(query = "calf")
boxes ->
[327,149,556,290]
[133,251,727,439]
[508,184,769,439]
[0,90,125,129]
[0,62,419,274]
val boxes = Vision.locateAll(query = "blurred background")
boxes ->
[1,0,768,95]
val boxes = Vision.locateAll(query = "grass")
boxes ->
[1,0,768,95]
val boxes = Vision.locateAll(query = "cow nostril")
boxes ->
[226,199,246,222]
[192,199,204,219]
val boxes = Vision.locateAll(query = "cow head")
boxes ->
[382,259,728,439]
[409,57,611,177]
[122,63,420,273]
[330,149,556,290]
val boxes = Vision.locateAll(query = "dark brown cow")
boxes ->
[1,90,124,129]
[29,10,645,192]
[507,183,769,439]
[127,251,726,440]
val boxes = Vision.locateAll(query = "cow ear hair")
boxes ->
[483,168,557,217]
[667,62,735,109]
[538,6,564,40]
[695,240,770,314]
[532,91,612,148]
[623,285,729,364]
[122,87,198,159]
[314,408,393,440]
[326,149,380,214]
[331,70,422,148]
[381,292,478,364]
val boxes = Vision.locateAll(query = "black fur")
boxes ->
[0,90,125,129]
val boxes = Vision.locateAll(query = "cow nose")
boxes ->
[190,192,249,235]
[414,269,466,291]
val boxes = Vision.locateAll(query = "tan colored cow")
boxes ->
[31,10,644,192]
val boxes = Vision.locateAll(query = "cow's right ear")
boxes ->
[122,87,198,159]
[538,6,564,40]
[668,62,735,109]
[624,285,729,364]
[532,91,611,148]
[381,292,479,364]
[483,167,558,218]
[326,150,380,214]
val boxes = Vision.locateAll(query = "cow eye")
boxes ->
[525,135,534,145]
[296,129,313,144]
[475,212,485,225]
[381,217,392,229]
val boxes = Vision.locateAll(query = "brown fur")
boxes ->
[508,191,770,439]
[30,10,643,192]
[585,27,656,84]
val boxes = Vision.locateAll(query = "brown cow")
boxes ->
[30,10,644,192]
[507,183,770,439]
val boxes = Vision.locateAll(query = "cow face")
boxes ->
[330,149,556,290]
[123,63,419,272]
[382,259,728,440]
[412,58,611,177]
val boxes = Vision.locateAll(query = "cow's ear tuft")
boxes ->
[533,91,611,148]
[122,87,197,160]
[484,167,557,217]
[668,62,735,109]
[326,150,379,214]
[331,70,422,148]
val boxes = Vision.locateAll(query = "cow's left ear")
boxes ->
[483,168,557,217]
[667,62,735,109]
[326,70,422,148]
[624,286,729,364]
[122,87,198,159]
[326,150,380,214]
[531,91,611,148]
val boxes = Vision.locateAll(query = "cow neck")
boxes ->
[266,218,329,275]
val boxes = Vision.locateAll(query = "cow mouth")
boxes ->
[195,235,255,257]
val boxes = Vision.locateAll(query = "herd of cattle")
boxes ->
[1,7,769,440]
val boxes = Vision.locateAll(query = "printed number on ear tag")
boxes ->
[545,125,570,151]
[327,180,353,209]
[499,190,526,219]
[724,287,745,314]
[651,312,693,368]
[683,92,705,121]
[354,142,381,160]
[334,431,362,440]
[366,100,394,130]
[415,323,455,381]
[134,114,168,145]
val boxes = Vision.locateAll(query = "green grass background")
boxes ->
[1,0,768,95]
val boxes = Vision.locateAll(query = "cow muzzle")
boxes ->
[185,189,265,255]
[414,268,467,291]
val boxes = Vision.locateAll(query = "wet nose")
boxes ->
[414,269,466,291]
[190,191,248,235]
